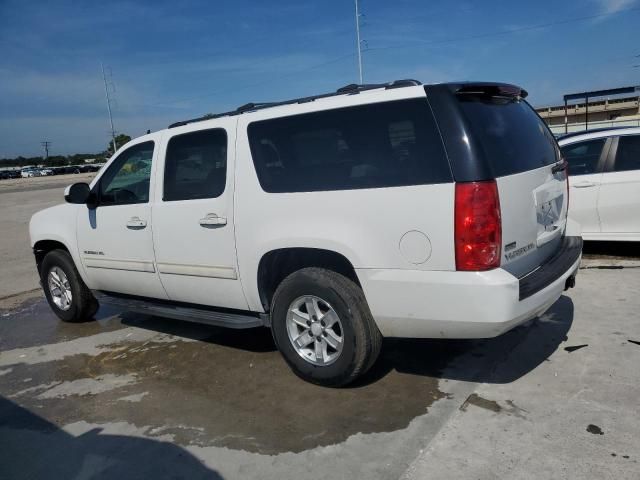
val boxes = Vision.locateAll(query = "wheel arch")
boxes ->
[33,239,72,275]
[256,247,360,312]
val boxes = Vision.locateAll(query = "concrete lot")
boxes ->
[0,178,639,479]
[0,173,95,298]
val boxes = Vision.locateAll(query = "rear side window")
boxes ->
[613,135,640,172]
[456,97,558,177]
[561,138,605,176]
[163,129,227,201]
[248,99,451,193]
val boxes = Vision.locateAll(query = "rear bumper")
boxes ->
[357,236,582,339]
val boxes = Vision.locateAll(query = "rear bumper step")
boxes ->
[94,291,267,329]
[518,236,583,301]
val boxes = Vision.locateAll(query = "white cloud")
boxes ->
[595,0,636,13]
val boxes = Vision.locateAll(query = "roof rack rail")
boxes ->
[168,79,423,129]
[336,79,422,94]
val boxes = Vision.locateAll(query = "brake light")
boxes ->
[455,181,502,271]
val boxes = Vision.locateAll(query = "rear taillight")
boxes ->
[455,180,502,271]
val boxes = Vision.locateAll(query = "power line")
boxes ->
[150,53,356,108]
[142,6,640,111]
[365,6,640,53]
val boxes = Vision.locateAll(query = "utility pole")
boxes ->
[41,141,51,160]
[354,0,364,84]
[101,62,118,155]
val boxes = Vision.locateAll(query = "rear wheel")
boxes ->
[271,268,382,387]
[40,249,98,322]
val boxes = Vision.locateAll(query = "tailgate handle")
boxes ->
[573,181,596,188]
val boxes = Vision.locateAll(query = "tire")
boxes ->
[40,249,98,322]
[270,267,382,387]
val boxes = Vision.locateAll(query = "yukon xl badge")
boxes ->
[504,242,535,261]
[83,250,104,256]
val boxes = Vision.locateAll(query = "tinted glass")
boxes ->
[614,135,640,172]
[99,141,154,206]
[561,138,605,176]
[163,129,227,201]
[248,99,451,193]
[456,97,558,177]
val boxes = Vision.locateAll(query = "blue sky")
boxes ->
[0,0,638,157]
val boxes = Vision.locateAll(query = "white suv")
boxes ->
[30,80,582,386]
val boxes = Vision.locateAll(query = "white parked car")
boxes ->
[21,167,40,178]
[30,80,581,386]
[558,127,640,241]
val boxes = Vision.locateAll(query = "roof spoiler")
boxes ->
[454,83,528,99]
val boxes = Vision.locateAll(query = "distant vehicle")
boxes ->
[39,168,54,176]
[21,167,40,178]
[1,170,21,179]
[30,80,581,386]
[559,127,640,241]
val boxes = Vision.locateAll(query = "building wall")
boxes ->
[535,95,640,133]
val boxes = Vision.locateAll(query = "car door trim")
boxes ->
[156,262,237,279]
[83,257,156,273]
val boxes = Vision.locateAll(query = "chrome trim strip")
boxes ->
[83,257,156,273]
[156,262,237,279]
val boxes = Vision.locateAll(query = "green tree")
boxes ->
[108,134,131,154]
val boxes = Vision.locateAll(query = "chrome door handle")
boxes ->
[572,181,596,188]
[126,217,147,228]
[199,213,227,226]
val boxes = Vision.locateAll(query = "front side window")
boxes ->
[248,99,451,193]
[561,138,606,176]
[613,135,640,172]
[99,141,154,206]
[163,128,227,201]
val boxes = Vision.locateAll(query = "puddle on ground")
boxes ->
[0,297,125,350]
[0,304,464,454]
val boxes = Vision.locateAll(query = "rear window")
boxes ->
[248,99,451,193]
[457,97,559,177]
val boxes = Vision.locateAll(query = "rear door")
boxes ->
[430,84,568,278]
[598,134,640,236]
[151,119,248,310]
[560,137,609,235]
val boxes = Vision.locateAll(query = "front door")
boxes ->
[76,139,168,299]
[151,120,248,310]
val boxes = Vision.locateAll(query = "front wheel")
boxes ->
[40,249,98,322]
[271,268,382,387]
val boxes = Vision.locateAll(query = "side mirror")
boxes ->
[64,182,97,208]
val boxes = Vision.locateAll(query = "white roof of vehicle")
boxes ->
[557,126,640,145]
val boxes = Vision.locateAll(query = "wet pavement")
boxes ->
[1,269,638,479]
[0,293,461,454]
